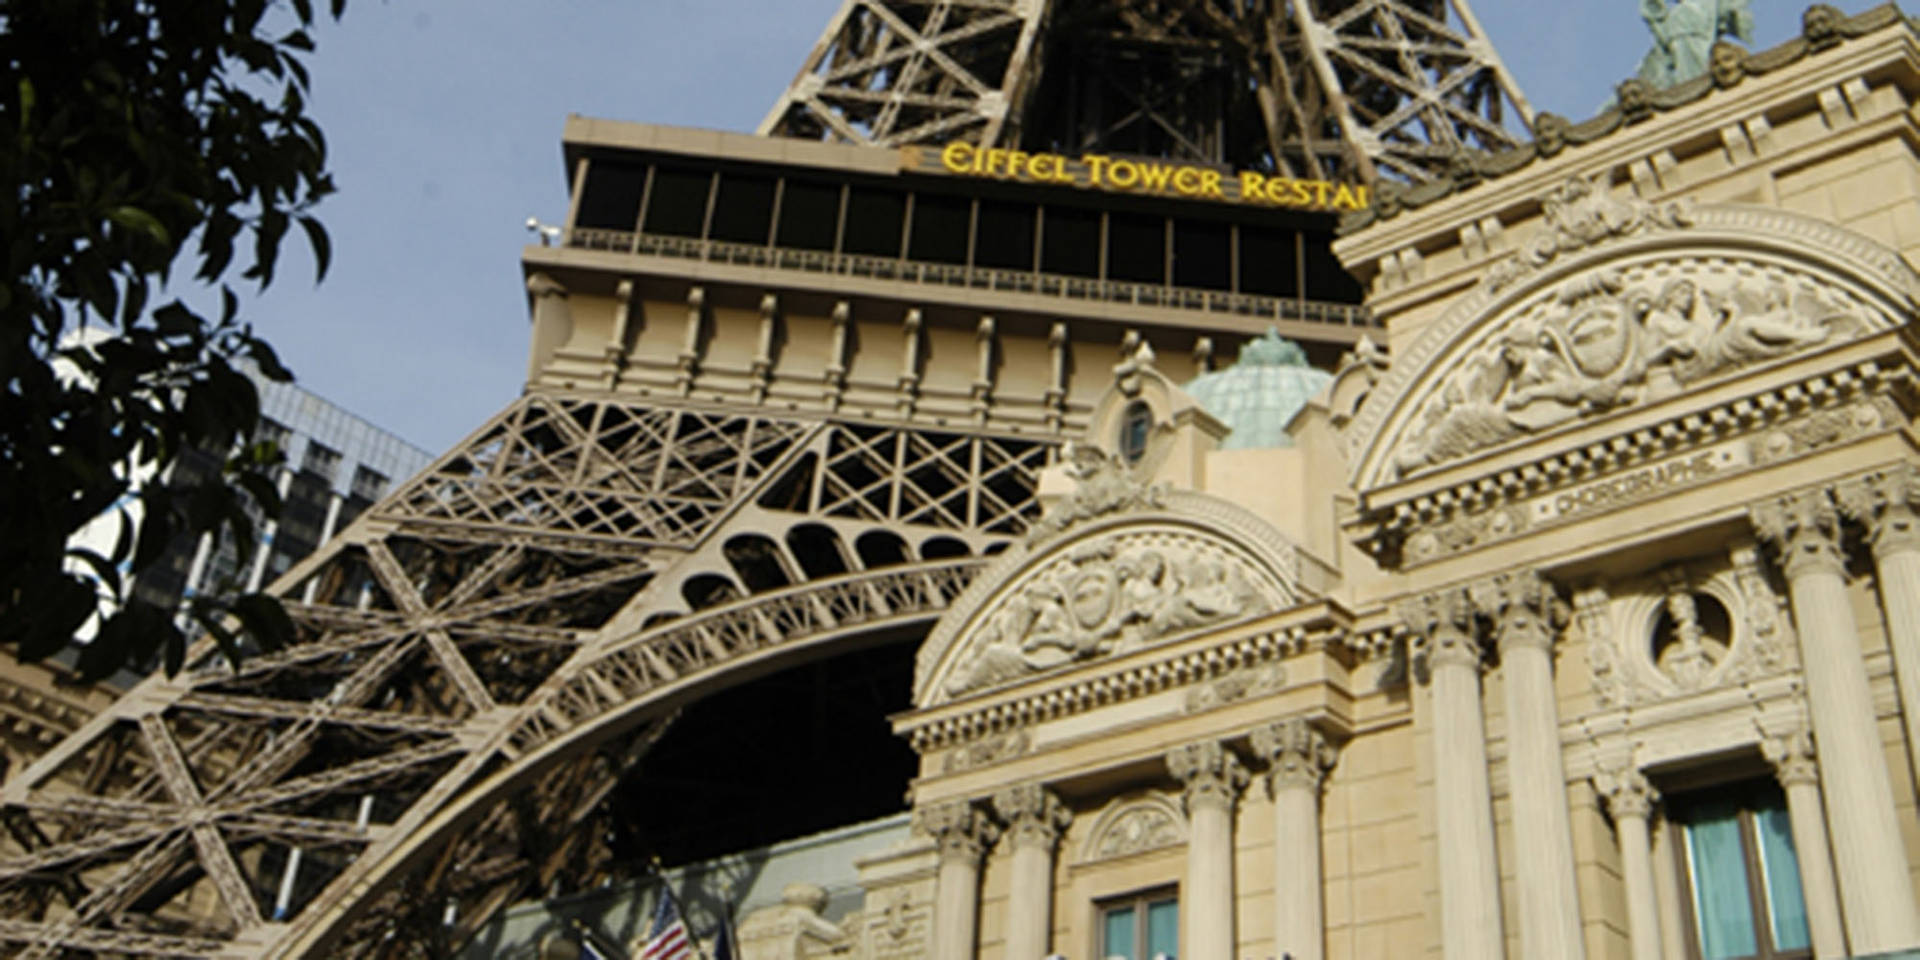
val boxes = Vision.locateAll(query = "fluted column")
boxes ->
[1250,719,1339,960]
[1474,571,1585,960]
[1594,767,1662,960]
[1166,740,1248,960]
[993,784,1070,960]
[1837,466,1920,784]
[916,800,998,960]
[1400,588,1505,960]
[1761,729,1848,959]
[1752,490,1920,953]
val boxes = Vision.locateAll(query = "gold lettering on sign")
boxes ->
[919,142,1364,212]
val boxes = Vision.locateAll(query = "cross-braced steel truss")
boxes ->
[0,392,1051,958]
[760,0,1534,183]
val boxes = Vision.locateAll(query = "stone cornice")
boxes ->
[1352,329,1920,567]
[1336,4,1913,238]
[899,601,1354,753]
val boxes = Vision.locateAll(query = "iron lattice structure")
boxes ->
[0,393,1044,958]
[761,0,1535,183]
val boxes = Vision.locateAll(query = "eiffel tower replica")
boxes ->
[0,2,1528,956]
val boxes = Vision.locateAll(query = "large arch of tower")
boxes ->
[0,2,1535,957]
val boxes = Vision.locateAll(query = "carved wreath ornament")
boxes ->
[1395,261,1869,476]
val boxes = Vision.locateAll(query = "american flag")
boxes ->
[638,891,694,960]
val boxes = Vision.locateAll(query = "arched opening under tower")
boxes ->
[605,625,923,868]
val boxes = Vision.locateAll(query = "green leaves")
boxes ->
[1,0,348,681]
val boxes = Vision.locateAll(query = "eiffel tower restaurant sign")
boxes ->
[906,141,1370,213]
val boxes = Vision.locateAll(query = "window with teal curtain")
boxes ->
[1104,904,1136,960]
[1101,890,1178,960]
[1672,778,1813,960]
[1146,897,1178,958]
[1754,805,1810,952]
[1685,799,1759,959]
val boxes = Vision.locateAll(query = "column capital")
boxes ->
[1836,466,1920,559]
[1396,586,1484,675]
[1166,740,1249,813]
[1750,488,1846,579]
[1594,766,1658,820]
[915,799,999,863]
[1762,729,1820,787]
[1468,569,1566,656]
[992,783,1071,850]
[1250,718,1339,794]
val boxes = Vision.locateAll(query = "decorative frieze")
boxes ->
[907,622,1319,752]
[1182,662,1287,714]
[1250,718,1339,794]
[940,730,1030,774]
[1387,359,1906,567]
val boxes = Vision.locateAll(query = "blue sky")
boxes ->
[242,1,1813,454]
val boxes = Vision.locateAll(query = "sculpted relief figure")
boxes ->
[1487,178,1692,290]
[945,536,1267,696]
[1395,269,1860,476]
[1026,444,1165,544]
[1636,0,1755,88]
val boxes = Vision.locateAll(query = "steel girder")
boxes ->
[0,392,1050,958]
[759,0,1534,183]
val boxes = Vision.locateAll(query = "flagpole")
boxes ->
[652,867,712,960]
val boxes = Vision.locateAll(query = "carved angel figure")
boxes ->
[1683,284,1836,378]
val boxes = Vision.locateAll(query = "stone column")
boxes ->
[1752,490,1920,953]
[1166,739,1248,960]
[1250,718,1339,960]
[1400,588,1505,960]
[915,800,998,960]
[1473,571,1585,960]
[992,784,1070,960]
[1594,767,1662,960]
[1837,466,1920,784]
[1761,729,1848,959]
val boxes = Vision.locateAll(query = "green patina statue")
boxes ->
[1637,0,1756,87]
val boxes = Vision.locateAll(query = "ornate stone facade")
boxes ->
[17,6,1920,960]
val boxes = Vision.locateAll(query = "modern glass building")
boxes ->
[127,368,433,618]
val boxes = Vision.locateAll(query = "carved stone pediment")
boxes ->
[1391,265,1868,477]
[1346,200,1920,491]
[913,488,1306,706]
[1078,794,1187,864]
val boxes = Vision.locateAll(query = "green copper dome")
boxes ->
[1184,328,1331,450]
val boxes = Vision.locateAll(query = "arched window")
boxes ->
[1118,400,1153,464]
